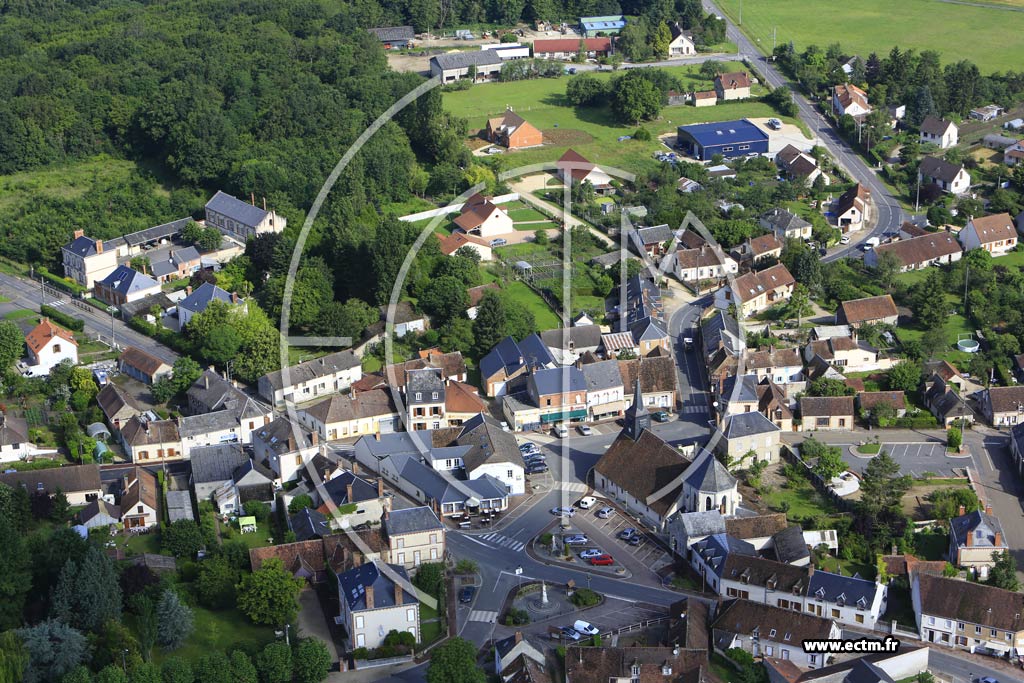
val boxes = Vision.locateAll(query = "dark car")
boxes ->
[459,586,476,604]
[526,463,549,474]
[651,411,670,423]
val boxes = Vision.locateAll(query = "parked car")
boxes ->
[519,443,539,454]
[551,507,575,517]
[767,118,782,130]
[625,535,641,546]
[523,453,546,463]
[557,627,581,641]
[489,238,507,247]
[839,235,851,244]
[577,496,597,509]
[579,549,604,560]
[589,554,614,566]
[652,411,670,423]
[976,678,999,683]
[555,424,569,438]
[618,527,639,540]
[573,620,600,636]
[526,464,549,475]
[596,506,614,519]
[577,424,593,436]
[459,586,476,603]
[564,534,589,545]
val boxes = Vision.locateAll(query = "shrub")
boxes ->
[505,608,529,626]
[632,127,652,141]
[40,304,84,331]
[570,588,600,607]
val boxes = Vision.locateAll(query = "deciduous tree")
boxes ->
[236,558,304,627]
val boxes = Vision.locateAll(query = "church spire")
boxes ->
[623,377,650,441]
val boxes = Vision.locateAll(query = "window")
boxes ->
[809,655,817,665]
[432,392,438,400]
[396,538,404,549]
[507,470,513,479]
[838,418,847,427]
[137,505,144,513]
[414,551,421,565]
[816,417,829,426]
[430,548,438,559]
[991,628,998,637]
[855,614,864,624]
[415,393,422,401]
[407,609,415,622]
[832,609,840,618]
[396,552,405,564]
[356,633,365,647]
[355,616,364,629]
[723,146,734,152]
[928,617,935,625]
[975,626,982,635]
[429,533,437,544]
[958,622,965,631]
[739,145,750,150]
[769,629,777,638]
[781,649,789,660]
[138,450,148,459]
[294,454,302,466]
[53,344,61,353]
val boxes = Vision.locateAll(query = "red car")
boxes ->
[589,554,614,566]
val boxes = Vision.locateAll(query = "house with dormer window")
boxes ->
[803,570,887,629]
[712,600,840,669]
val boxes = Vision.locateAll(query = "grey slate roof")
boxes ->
[808,570,881,608]
[322,470,380,506]
[702,310,744,358]
[453,413,524,473]
[368,26,414,42]
[693,533,757,577]
[150,246,202,279]
[479,333,555,380]
[721,411,781,439]
[683,450,737,493]
[260,351,360,391]
[761,208,811,232]
[529,366,586,397]
[290,507,330,541]
[123,217,191,247]
[253,417,312,455]
[64,235,102,257]
[919,156,965,184]
[539,325,603,351]
[189,443,249,483]
[721,374,759,404]
[206,191,270,228]
[950,509,1006,549]
[771,525,810,564]
[385,506,444,536]
[582,359,624,392]
[407,368,445,402]
[97,265,159,296]
[431,50,503,71]
[179,282,234,314]
[337,560,419,611]
[179,410,240,438]
[674,510,727,539]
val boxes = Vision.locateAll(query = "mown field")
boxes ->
[443,62,806,175]
[714,0,1024,73]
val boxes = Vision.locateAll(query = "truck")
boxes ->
[862,236,880,251]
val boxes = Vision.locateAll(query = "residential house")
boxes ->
[120,415,182,462]
[297,390,399,441]
[379,301,427,338]
[443,381,487,427]
[381,349,468,388]
[479,333,555,397]
[713,599,841,669]
[148,246,202,284]
[118,346,172,385]
[714,373,760,417]
[539,325,602,366]
[250,540,329,583]
[834,184,871,232]
[745,347,803,384]
[213,459,275,512]
[466,282,500,320]
[0,414,33,462]
[715,263,796,317]
[714,72,752,100]
[959,213,1017,256]
[0,464,102,505]
[701,310,745,365]
[918,157,971,195]
[434,231,493,262]
[922,373,974,428]
[252,417,319,483]
[804,334,885,373]
[383,506,446,570]
[858,390,907,418]
[430,50,503,83]
[970,104,1004,121]
[502,366,587,431]
[62,230,118,288]
[673,244,739,284]
[716,411,782,467]
[804,570,887,629]
[924,359,966,391]
[979,385,1024,426]
[25,318,78,375]
[316,471,389,529]
[453,193,514,239]
[563,646,705,683]
[912,571,1024,654]
[205,190,286,241]
[832,83,871,118]
[177,282,239,328]
[258,351,362,407]
[189,443,250,503]
[431,414,526,495]
[800,396,855,431]
[774,145,829,186]
[367,26,414,49]
[119,467,159,530]
[691,90,718,107]
[582,359,626,422]
[78,499,121,530]
[731,234,784,267]
[919,116,958,149]
[618,354,678,411]
[184,369,273,445]
[835,294,899,327]
[765,648,931,683]
[667,22,696,57]
[557,149,613,193]
[494,632,545,678]
[629,223,676,257]
[760,208,813,241]
[532,37,612,60]
[93,265,161,307]
[949,506,1009,573]
[864,232,962,270]
[485,109,543,149]
[404,368,447,431]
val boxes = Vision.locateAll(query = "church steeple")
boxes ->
[623,378,650,440]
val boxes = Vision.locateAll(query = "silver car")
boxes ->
[596,506,614,519]
[579,549,603,560]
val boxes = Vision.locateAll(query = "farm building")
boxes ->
[676,119,769,161]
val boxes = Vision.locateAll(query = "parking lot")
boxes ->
[840,441,970,478]
[561,499,674,578]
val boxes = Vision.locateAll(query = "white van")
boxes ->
[577,496,597,509]
[573,620,599,636]
[555,424,569,438]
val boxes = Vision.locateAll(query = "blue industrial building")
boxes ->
[676,119,770,161]
[579,15,626,37]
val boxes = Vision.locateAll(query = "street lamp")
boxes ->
[121,649,128,675]
[107,306,117,350]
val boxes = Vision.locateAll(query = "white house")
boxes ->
[919,157,971,195]
[959,213,1017,256]
[0,414,34,462]
[832,83,871,118]
[452,194,514,239]
[913,571,1024,655]
[919,116,958,149]
[582,359,626,422]
[667,22,696,57]
[257,351,362,407]
[713,599,841,670]
[252,417,320,483]
[673,245,739,284]
[25,318,78,376]
[337,561,421,649]
[177,282,239,328]
[119,467,160,530]
[205,190,287,241]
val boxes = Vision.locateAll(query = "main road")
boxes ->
[701,0,904,262]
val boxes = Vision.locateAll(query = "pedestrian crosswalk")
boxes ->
[681,405,707,414]
[479,532,526,552]
[467,610,498,623]
[559,482,588,493]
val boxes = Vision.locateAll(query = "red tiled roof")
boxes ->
[26,318,76,354]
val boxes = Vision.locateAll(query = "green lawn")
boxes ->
[4,309,36,321]
[221,521,275,549]
[501,281,561,330]
[516,221,559,231]
[507,207,549,222]
[715,0,1024,73]
[763,482,837,520]
[159,605,275,664]
[124,531,162,556]
[443,63,806,175]
[815,555,873,579]
[914,531,949,561]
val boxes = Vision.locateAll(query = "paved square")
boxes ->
[840,441,971,477]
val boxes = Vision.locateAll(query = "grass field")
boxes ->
[444,63,805,175]
[160,605,274,664]
[4,309,36,321]
[715,0,1024,73]
[501,281,561,329]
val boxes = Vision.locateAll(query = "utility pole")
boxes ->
[739,0,743,25]
[915,179,920,212]
[108,307,117,350]
[772,27,776,54]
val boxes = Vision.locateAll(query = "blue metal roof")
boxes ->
[580,15,626,30]
[677,119,769,147]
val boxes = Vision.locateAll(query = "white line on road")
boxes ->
[462,535,492,549]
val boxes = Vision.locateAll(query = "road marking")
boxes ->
[467,610,498,623]
[461,535,492,549]
[559,482,588,493]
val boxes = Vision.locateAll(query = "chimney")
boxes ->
[263,196,267,211]
[378,478,385,497]
[353,553,362,567]
[311,431,319,446]
[204,374,209,390]
[347,483,354,503]
[394,583,403,605]
[995,531,1003,547]
[985,503,993,515]
[514,631,523,644]
[96,239,104,254]
[186,286,192,296]
[288,435,296,452]
[959,504,966,516]
[232,291,238,304]
[966,531,972,547]
[264,415,271,425]
[251,192,256,206]
[365,585,374,609]
[891,543,897,556]
[73,229,84,239]
[374,432,381,441]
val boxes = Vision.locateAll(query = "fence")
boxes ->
[601,615,671,638]
[398,192,521,223]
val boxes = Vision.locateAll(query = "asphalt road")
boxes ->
[0,271,179,364]
[700,0,904,262]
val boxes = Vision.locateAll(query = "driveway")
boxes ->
[297,587,340,661]
[506,177,614,247]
